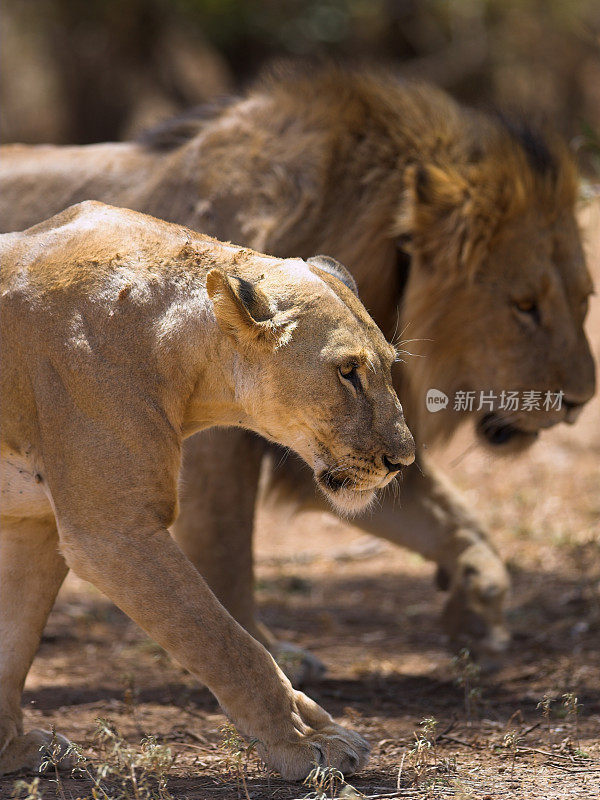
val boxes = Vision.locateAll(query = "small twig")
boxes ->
[547,764,600,774]
[396,750,406,789]
[517,746,576,760]
[180,706,208,724]
[435,719,457,741]
[53,761,67,800]
[171,742,208,751]
[520,720,542,738]
[182,728,209,745]
[438,734,479,749]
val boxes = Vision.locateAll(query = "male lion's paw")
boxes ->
[442,590,510,667]
[0,729,76,776]
[272,641,326,685]
[438,541,511,663]
[260,690,369,781]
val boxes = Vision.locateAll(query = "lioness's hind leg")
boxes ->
[0,516,74,776]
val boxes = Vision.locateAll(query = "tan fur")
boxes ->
[0,66,595,658]
[0,201,416,779]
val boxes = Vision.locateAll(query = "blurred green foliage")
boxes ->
[2,0,599,154]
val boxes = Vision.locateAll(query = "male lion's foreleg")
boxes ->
[353,461,510,656]
[174,431,325,683]
[0,516,75,776]
[261,453,510,656]
[173,430,265,638]
[57,520,368,781]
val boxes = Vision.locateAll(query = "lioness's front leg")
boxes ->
[57,518,368,780]
[0,516,75,775]
[27,355,367,784]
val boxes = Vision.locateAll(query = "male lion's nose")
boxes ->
[563,398,585,424]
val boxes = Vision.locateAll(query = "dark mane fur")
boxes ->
[138,95,238,151]
[494,113,557,177]
[137,63,564,191]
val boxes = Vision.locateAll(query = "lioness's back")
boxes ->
[1,201,234,293]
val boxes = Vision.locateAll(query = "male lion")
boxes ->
[0,200,416,778]
[0,67,595,663]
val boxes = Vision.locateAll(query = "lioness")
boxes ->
[0,201,415,778]
[0,66,595,661]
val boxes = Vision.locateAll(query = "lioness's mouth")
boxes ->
[477,413,539,449]
[317,468,354,493]
[316,468,376,516]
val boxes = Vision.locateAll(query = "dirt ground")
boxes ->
[3,201,600,800]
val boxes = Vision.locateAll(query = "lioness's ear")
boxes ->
[206,269,282,349]
[307,255,359,297]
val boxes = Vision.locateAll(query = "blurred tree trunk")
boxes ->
[1,0,231,144]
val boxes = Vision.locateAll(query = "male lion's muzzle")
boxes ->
[477,413,532,448]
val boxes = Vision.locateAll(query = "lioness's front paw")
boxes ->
[260,690,369,781]
[272,641,326,685]
[438,541,510,658]
[0,729,76,776]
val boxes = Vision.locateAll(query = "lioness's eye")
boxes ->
[514,298,540,325]
[338,364,362,393]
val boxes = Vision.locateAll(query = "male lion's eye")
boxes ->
[514,298,540,325]
[338,364,362,393]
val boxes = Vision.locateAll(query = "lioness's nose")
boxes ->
[382,441,415,472]
[383,455,404,474]
[382,420,416,470]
